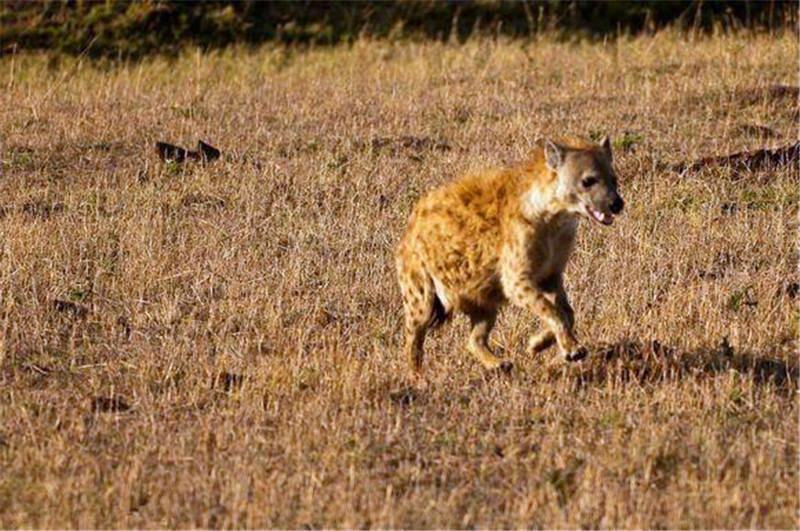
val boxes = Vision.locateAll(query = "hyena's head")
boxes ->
[544,137,624,226]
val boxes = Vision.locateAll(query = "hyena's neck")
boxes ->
[517,184,572,225]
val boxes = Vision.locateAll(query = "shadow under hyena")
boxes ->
[376,332,797,401]
[427,336,798,397]
[558,337,798,394]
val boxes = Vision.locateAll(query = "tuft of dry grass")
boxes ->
[0,32,798,529]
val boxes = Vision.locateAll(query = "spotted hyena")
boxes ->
[395,136,624,375]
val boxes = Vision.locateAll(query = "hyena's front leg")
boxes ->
[528,278,575,355]
[507,279,586,362]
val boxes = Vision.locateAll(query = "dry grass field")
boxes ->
[0,31,798,528]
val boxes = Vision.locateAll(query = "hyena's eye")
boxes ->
[582,176,598,188]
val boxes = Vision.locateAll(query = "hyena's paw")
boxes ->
[557,335,588,362]
[468,342,510,372]
[563,345,589,362]
[484,357,513,374]
[479,353,509,371]
[411,375,430,391]
[527,330,556,355]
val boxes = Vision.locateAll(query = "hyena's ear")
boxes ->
[544,139,564,172]
[600,136,613,163]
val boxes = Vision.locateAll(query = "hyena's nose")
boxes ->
[610,197,624,215]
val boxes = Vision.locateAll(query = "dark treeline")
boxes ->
[1,0,797,59]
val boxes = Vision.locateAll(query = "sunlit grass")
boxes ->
[0,32,797,528]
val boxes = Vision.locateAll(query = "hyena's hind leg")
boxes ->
[397,258,446,374]
[462,302,509,371]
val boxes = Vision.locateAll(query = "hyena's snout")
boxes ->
[610,196,624,215]
[585,192,624,226]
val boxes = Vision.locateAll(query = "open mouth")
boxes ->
[585,204,614,226]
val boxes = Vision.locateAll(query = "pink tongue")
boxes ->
[589,207,612,225]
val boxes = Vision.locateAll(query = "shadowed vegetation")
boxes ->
[1,0,798,59]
